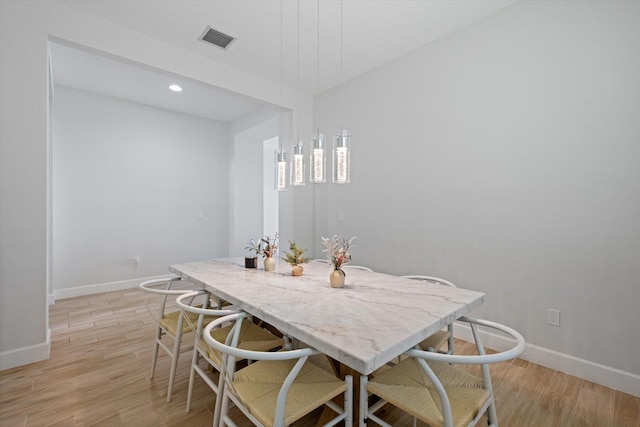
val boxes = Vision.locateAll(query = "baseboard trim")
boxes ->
[453,322,640,397]
[0,328,50,371]
[53,275,171,301]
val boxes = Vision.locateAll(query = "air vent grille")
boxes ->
[199,26,235,50]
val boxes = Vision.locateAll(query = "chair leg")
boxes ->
[345,375,353,426]
[283,334,292,350]
[487,396,498,426]
[213,364,228,427]
[217,384,231,427]
[150,326,162,379]
[447,324,455,354]
[359,375,368,427]
[167,330,182,402]
[186,345,199,412]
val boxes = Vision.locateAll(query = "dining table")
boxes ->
[170,257,485,425]
[169,258,485,376]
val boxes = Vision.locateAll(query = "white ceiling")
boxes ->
[51,0,517,122]
[50,42,282,122]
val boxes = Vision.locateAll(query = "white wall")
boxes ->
[228,111,303,258]
[52,86,228,295]
[263,136,280,237]
[312,0,640,391]
[0,0,50,368]
[231,134,267,257]
[228,114,281,257]
[0,0,307,370]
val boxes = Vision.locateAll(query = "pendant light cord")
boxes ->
[340,0,344,131]
[317,0,321,138]
[297,0,300,143]
[317,0,320,95]
[280,0,284,153]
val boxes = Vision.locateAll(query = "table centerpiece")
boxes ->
[321,235,355,288]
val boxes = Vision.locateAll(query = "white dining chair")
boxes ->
[403,275,457,354]
[204,312,353,427]
[139,276,208,402]
[342,265,374,272]
[360,316,525,427]
[175,291,284,426]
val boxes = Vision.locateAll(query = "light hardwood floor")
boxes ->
[1,288,638,426]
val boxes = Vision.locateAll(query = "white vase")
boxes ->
[330,269,345,288]
[263,256,276,272]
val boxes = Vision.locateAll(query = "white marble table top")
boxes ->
[169,258,484,375]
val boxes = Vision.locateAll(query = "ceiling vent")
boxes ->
[199,26,235,50]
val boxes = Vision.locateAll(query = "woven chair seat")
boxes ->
[368,358,490,427]
[198,319,283,365]
[419,329,450,352]
[160,309,217,336]
[231,358,347,426]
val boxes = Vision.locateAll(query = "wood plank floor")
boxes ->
[1,288,638,426]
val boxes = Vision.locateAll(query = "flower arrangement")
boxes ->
[245,233,279,258]
[283,241,310,267]
[283,241,309,276]
[261,233,278,257]
[321,235,355,273]
[245,240,261,257]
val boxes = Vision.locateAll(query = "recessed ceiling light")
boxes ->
[169,84,182,92]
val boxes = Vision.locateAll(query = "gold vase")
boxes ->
[291,265,304,276]
[329,269,345,288]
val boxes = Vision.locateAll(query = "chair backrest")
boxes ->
[204,312,321,366]
[204,312,322,424]
[406,316,525,365]
[342,265,374,272]
[139,276,197,323]
[404,316,525,426]
[402,275,456,288]
[175,290,239,336]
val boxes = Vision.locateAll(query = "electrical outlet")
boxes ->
[133,256,141,269]
[547,308,560,327]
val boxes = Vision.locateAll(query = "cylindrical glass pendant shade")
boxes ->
[333,130,350,184]
[310,133,326,183]
[276,151,288,191]
[291,142,305,186]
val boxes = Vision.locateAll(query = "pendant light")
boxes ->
[332,0,350,184]
[291,0,305,186]
[311,129,326,183]
[333,130,350,184]
[311,0,326,184]
[291,142,305,186]
[276,150,287,191]
[276,0,288,191]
